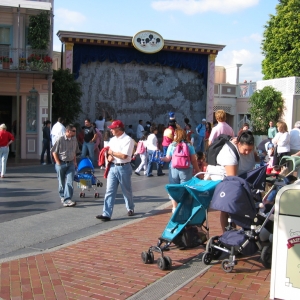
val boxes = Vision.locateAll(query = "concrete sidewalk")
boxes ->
[0,209,271,300]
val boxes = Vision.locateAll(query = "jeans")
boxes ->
[0,146,9,176]
[55,162,75,201]
[81,141,95,165]
[102,163,134,217]
[196,136,205,152]
[146,149,163,176]
[40,139,51,164]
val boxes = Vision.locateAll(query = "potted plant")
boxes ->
[42,55,53,71]
[27,54,41,70]
[2,57,13,69]
[19,57,27,70]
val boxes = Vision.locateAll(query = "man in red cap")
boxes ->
[96,120,135,221]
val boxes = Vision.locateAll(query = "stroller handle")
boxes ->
[194,172,225,179]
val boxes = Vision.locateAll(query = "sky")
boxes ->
[52,0,278,83]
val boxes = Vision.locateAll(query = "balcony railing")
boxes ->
[0,47,53,72]
[238,82,256,98]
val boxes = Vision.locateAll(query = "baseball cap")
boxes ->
[202,118,206,122]
[108,120,124,129]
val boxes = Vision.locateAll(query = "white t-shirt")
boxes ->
[136,124,144,139]
[95,119,105,131]
[51,122,66,145]
[146,133,158,151]
[206,142,255,180]
[108,132,134,163]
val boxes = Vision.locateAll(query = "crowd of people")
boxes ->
[3,108,298,227]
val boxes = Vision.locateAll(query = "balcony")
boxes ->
[0,47,53,74]
[214,82,257,98]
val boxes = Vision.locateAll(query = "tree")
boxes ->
[28,11,50,50]
[248,86,284,135]
[52,69,83,124]
[261,0,300,79]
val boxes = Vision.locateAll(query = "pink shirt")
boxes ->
[209,122,235,143]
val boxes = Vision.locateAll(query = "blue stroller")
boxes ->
[141,176,221,270]
[74,158,103,198]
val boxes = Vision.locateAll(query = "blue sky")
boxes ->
[53,0,278,83]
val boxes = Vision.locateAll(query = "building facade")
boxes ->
[0,0,53,160]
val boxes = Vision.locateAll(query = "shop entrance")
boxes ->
[0,96,13,131]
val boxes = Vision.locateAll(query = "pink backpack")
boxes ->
[136,141,146,154]
[172,142,191,169]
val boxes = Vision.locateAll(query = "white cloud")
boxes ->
[151,0,260,15]
[55,8,86,26]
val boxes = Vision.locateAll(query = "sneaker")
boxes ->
[41,163,47,165]
[63,200,76,207]
[128,210,134,216]
[143,172,147,176]
[135,171,140,176]
[95,215,111,221]
[60,197,65,203]
[147,174,153,177]
[157,173,165,176]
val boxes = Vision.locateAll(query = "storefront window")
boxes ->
[26,95,37,132]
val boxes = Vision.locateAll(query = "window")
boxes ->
[26,96,38,133]
[0,27,10,44]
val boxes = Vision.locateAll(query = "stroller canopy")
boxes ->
[166,177,221,210]
[210,176,256,228]
[78,158,94,172]
[240,165,267,191]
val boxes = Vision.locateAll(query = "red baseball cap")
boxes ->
[108,120,124,129]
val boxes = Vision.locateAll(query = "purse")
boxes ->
[150,150,163,164]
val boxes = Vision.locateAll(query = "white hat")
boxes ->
[202,118,206,122]
[0,123,7,130]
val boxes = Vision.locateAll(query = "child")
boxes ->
[134,134,148,175]
[266,143,275,174]
[194,151,207,178]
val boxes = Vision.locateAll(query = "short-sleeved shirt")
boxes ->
[268,126,277,139]
[146,133,159,151]
[166,142,196,169]
[196,123,206,137]
[95,119,105,131]
[109,132,135,163]
[136,124,144,139]
[83,126,96,143]
[289,128,300,150]
[206,142,255,180]
[51,135,79,162]
[209,122,235,144]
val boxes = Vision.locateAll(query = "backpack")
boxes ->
[207,134,239,166]
[136,141,146,154]
[172,142,191,169]
[172,226,207,249]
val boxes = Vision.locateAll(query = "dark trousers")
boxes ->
[41,139,51,164]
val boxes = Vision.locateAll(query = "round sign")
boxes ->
[132,30,164,54]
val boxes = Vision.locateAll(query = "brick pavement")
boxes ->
[0,205,271,300]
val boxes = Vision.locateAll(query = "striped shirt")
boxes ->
[51,135,79,162]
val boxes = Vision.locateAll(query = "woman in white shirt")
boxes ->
[206,131,257,232]
[272,121,290,165]
[146,126,164,177]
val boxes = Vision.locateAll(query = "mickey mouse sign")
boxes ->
[132,30,164,54]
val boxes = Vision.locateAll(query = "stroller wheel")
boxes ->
[261,244,272,269]
[212,249,222,260]
[141,251,149,264]
[221,259,233,273]
[148,252,154,264]
[94,192,99,198]
[79,192,83,198]
[163,256,172,269]
[157,257,167,270]
[202,252,212,265]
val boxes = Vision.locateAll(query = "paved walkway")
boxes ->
[0,211,271,300]
[0,160,271,299]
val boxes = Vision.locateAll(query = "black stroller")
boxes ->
[202,165,274,273]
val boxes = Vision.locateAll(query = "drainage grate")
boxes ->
[128,254,211,300]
